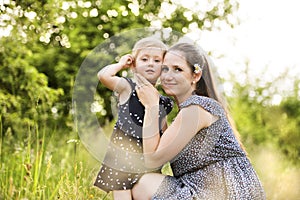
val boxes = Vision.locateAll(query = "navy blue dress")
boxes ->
[152,95,265,200]
[94,78,173,192]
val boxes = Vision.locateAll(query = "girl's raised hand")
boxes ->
[119,54,134,69]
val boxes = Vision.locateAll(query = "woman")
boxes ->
[132,43,265,199]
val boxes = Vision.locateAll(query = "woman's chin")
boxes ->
[163,88,176,96]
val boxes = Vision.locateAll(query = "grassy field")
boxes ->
[0,124,299,200]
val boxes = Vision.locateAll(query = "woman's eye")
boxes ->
[175,67,183,72]
[155,59,161,63]
[142,58,148,61]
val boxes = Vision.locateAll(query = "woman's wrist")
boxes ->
[144,104,159,111]
[143,105,160,139]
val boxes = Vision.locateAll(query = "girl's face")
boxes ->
[161,50,197,103]
[134,48,164,85]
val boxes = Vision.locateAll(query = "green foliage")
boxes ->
[1,0,239,134]
[0,37,64,136]
[277,95,300,163]
[227,69,300,164]
[1,0,299,198]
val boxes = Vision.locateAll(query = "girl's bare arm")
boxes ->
[97,54,133,94]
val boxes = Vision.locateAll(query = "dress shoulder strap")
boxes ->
[179,95,225,117]
[123,77,136,90]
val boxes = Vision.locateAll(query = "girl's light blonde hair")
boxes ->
[132,37,168,59]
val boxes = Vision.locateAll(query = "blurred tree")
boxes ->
[0,36,63,136]
[0,0,239,134]
[277,81,300,164]
[227,65,300,164]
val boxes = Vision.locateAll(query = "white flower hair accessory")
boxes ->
[193,63,203,74]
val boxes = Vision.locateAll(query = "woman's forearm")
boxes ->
[143,106,160,153]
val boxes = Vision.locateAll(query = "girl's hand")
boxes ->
[135,73,159,109]
[119,54,134,69]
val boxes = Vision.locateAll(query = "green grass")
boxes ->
[0,122,112,200]
[249,144,300,200]
[0,122,299,200]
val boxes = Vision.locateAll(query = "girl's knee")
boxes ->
[113,190,132,200]
[132,176,147,199]
[132,173,165,200]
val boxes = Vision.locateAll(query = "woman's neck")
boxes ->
[175,92,194,105]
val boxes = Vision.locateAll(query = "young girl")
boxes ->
[94,37,173,200]
[132,42,265,199]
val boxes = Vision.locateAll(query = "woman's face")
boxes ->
[161,50,196,102]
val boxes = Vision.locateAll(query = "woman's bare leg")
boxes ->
[132,173,165,200]
[113,190,132,200]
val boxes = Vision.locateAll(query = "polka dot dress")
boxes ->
[94,78,173,192]
[152,95,266,200]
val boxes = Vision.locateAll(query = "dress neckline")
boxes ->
[179,95,198,109]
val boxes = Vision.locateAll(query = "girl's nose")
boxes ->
[148,59,154,66]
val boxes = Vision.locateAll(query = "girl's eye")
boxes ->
[142,58,148,61]
[155,59,161,63]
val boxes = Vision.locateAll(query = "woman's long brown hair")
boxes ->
[168,42,247,154]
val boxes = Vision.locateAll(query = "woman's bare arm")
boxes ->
[143,105,214,168]
[135,73,216,168]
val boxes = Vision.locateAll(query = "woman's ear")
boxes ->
[193,71,202,83]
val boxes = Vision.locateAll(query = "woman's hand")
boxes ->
[135,73,161,155]
[135,73,159,109]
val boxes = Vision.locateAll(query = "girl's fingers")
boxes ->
[120,54,134,66]
[126,56,133,64]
